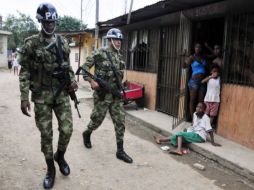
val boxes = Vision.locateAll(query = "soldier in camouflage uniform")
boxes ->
[19,3,77,189]
[82,28,133,164]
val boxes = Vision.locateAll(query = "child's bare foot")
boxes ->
[169,149,183,156]
[181,149,190,155]
[153,135,161,144]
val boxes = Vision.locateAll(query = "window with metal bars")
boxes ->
[224,12,254,87]
[125,29,158,73]
[127,30,148,71]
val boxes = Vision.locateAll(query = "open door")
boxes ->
[172,12,192,129]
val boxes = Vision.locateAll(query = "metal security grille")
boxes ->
[125,29,159,73]
[157,25,180,116]
[172,12,192,129]
[223,12,254,87]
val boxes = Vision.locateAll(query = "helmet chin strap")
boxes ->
[41,23,56,36]
[111,38,120,51]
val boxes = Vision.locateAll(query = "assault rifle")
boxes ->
[48,35,81,118]
[105,52,126,99]
[75,67,122,99]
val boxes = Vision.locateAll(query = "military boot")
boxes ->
[43,159,56,189]
[54,150,70,176]
[116,141,133,164]
[82,130,92,148]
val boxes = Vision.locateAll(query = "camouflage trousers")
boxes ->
[34,100,73,159]
[87,95,125,143]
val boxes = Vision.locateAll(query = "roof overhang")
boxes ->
[57,28,95,37]
[0,30,12,35]
[99,0,225,28]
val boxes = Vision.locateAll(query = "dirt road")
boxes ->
[0,70,244,190]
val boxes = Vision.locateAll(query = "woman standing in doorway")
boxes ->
[183,43,207,120]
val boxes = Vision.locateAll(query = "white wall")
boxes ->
[69,47,80,74]
[0,35,8,67]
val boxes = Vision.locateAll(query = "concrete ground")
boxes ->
[0,69,253,190]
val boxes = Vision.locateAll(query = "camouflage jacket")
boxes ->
[82,47,125,100]
[19,32,75,104]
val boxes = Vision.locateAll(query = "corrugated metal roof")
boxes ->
[99,0,225,27]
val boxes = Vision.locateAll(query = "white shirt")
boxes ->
[12,57,20,67]
[187,113,213,141]
[204,77,220,102]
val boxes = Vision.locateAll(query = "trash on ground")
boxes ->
[193,163,206,171]
[160,146,170,151]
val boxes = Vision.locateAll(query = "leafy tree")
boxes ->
[3,12,86,50]
[56,15,86,32]
[3,12,39,50]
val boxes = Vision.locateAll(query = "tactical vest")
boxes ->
[94,49,122,83]
[25,34,70,92]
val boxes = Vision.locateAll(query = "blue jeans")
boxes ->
[188,78,206,92]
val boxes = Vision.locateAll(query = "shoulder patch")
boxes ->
[100,47,107,52]
[24,34,39,43]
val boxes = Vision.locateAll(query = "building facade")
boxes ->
[0,30,12,67]
[99,0,254,149]
[60,30,102,76]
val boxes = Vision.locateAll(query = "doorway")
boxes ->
[185,17,225,121]
[192,18,224,51]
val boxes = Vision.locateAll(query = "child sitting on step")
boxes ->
[154,102,221,155]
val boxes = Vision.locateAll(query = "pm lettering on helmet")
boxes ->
[45,12,57,20]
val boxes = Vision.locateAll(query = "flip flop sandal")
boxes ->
[169,150,183,156]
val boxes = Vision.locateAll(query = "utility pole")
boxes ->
[95,0,99,50]
[77,0,83,82]
[127,0,133,24]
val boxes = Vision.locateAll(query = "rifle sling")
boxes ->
[54,35,68,97]
[105,51,126,98]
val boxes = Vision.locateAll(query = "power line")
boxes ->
[83,0,96,26]
[82,0,92,23]
[83,0,92,11]
[53,1,73,16]
[83,0,94,19]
